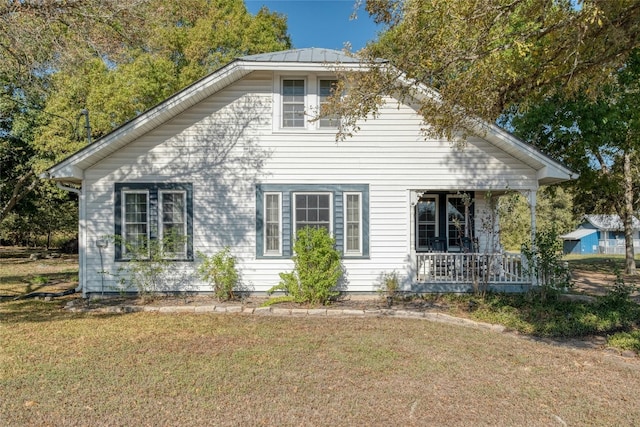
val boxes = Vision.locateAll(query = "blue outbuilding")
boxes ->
[560,215,640,255]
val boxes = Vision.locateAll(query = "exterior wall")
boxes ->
[82,71,540,295]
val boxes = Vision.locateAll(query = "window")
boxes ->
[294,193,331,232]
[160,191,187,258]
[318,79,338,128]
[344,193,361,254]
[282,79,305,128]
[446,195,471,251]
[256,184,369,258]
[123,191,149,257]
[264,193,281,255]
[416,196,437,251]
[115,183,193,261]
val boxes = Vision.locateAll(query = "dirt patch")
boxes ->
[570,269,640,302]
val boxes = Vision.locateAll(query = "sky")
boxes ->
[244,0,382,51]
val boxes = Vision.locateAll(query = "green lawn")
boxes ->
[1,299,640,426]
[1,250,639,425]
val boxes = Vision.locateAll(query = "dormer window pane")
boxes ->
[282,79,305,128]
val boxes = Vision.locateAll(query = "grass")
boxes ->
[2,298,640,426]
[0,248,78,298]
[1,250,640,424]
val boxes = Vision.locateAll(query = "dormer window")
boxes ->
[319,79,338,128]
[275,75,338,132]
[282,79,305,128]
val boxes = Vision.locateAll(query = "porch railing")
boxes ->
[416,252,530,284]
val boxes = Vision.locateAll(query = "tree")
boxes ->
[0,0,291,225]
[498,186,577,251]
[34,0,291,163]
[329,0,640,140]
[508,49,640,274]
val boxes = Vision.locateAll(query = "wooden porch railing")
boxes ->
[416,252,530,284]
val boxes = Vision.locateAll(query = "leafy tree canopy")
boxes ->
[332,0,640,140]
[1,0,291,224]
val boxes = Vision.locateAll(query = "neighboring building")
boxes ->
[43,48,574,297]
[561,215,640,255]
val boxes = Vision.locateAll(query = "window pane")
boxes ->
[161,192,186,257]
[345,194,360,252]
[123,192,148,257]
[447,197,468,248]
[265,194,281,254]
[295,194,331,232]
[282,80,305,128]
[319,80,339,128]
[416,198,437,251]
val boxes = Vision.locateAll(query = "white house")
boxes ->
[44,48,574,297]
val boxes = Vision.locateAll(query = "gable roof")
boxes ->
[43,48,574,185]
[584,214,640,231]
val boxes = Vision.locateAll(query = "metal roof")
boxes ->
[240,48,369,64]
[584,214,640,231]
[560,229,597,240]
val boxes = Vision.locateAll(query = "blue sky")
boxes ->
[245,0,382,51]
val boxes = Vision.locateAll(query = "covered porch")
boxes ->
[408,188,537,291]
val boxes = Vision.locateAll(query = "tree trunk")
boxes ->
[622,151,636,275]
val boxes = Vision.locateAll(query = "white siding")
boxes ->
[82,71,539,294]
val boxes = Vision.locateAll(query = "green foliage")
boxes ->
[115,234,187,299]
[521,228,570,300]
[197,247,239,301]
[498,187,577,252]
[332,0,640,141]
[607,331,640,353]
[376,270,401,306]
[1,0,291,237]
[267,227,343,306]
[468,292,639,339]
[376,270,400,297]
[508,49,640,273]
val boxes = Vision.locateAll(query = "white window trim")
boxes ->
[122,189,150,259]
[343,192,363,255]
[292,191,333,236]
[273,74,338,133]
[159,190,188,259]
[263,192,282,256]
[416,194,439,252]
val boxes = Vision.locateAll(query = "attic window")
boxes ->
[318,79,339,128]
[282,79,305,128]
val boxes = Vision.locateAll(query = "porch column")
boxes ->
[528,189,537,287]
[528,189,537,244]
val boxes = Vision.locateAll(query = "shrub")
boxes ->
[608,330,640,354]
[376,271,400,306]
[521,228,570,301]
[266,227,342,306]
[197,247,239,301]
[116,238,173,300]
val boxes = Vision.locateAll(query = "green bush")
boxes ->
[467,292,639,338]
[116,238,173,299]
[608,330,640,353]
[197,247,239,301]
[266,227,342,306]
